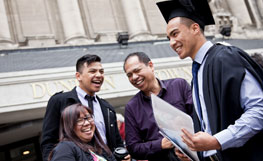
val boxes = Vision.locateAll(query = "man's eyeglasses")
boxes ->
[77,115,94,126]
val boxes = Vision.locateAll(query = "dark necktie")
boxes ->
[85,95,95,111]
[192,61,205,131]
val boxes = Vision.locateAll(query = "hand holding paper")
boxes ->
[181,128,221,151]
[161,137,174,149]
[175,148,192,161]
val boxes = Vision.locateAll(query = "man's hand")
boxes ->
[181,128,221,151]
[161,137,174,149]
[174,148,191,161]
[122,154,131,161]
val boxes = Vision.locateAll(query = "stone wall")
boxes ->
[0,0,263,49]
[0,56,192,124]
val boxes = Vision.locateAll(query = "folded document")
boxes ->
[151,94,199,161]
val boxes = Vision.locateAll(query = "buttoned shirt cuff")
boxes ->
[214,129,234,150]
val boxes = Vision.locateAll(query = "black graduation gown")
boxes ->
[193,44,263,161]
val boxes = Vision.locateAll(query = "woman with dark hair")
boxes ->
[49,103,116,161]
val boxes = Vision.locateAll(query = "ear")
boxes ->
[148,61,154,71]
[76,72,81,81]
[191,23,200,34]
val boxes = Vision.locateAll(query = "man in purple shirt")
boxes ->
[123,52,193,161]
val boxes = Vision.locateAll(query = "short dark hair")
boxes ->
[49,103,111,160]
[180,17,204,34]
[123,52,151,72]
[251,53,263,68]
[76,54,101,73]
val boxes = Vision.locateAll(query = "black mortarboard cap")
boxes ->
[157,0,215,30]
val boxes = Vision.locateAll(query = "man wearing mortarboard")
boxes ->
[156,0,263,161]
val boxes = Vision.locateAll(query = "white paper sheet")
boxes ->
[151,94,199,161]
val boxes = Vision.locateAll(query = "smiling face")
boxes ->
[124,56,155,95]
[74,111,95,143]
[166,17,201,60]
[76,62,104,96]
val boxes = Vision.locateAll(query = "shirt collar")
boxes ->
[141,78,167,100]
[194,41,213,65]
[158,78,167,96]
[76,86,97,102]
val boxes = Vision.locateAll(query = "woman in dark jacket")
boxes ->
[49,103,116,161]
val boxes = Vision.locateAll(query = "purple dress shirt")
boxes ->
[125,78,193,161]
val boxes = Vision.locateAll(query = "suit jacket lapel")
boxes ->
[68,87,81,104]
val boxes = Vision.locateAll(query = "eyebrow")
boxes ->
[126,70,132,76]
[168,29,178,37]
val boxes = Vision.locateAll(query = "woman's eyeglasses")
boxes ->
[77,115,94,126]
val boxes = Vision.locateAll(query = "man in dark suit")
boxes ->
[41,54,129,161]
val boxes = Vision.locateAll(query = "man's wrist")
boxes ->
[212,136,221,150]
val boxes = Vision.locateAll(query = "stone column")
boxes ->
[225,0,252,25]
[0,0,14,48]
[256,0,263,18]
[57,0,92,45]
[247,0,262,29]
[120,0,156,41]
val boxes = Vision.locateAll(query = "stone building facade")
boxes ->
[1,0,263,49]
[0,0,263,160]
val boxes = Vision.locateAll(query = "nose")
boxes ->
[131,73,139,81]
[83,119,91,126]
[95,71,103,77]
[169,38,176,48]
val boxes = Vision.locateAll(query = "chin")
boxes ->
[93,88,101,92]
[179,54,187,59]
[84,138,92,142]
[137,85,145,91]
[132,84,141,90]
